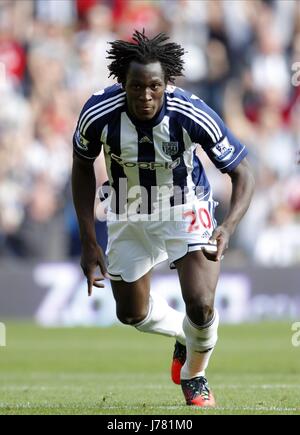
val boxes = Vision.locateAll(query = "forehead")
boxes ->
[126,61,165,83]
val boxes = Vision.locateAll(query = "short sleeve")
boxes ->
[73,97,103,161]
[189,99,248,173]
[73,127,102,161]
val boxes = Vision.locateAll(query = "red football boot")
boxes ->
[181,376,216,407]
[171,341,186,385]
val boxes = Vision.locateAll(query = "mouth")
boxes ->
[137,106,154,113]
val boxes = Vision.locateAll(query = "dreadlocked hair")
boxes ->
[107,29,185,84]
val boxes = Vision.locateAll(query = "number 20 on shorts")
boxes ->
[183,207,212,233]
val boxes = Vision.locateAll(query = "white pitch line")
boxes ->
[214,384,300,390]
[103,406,299,412]
[0,386,88,391]
[0,403,298,413]
[0,384,300,391]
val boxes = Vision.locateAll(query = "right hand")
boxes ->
[80,243,110,296]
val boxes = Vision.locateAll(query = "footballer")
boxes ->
[72,30,255,407]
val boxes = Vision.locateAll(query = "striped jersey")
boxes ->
[73,84,248,214]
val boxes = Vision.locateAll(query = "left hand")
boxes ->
[202,225,230,262]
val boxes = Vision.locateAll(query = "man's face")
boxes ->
[124,61,166,121]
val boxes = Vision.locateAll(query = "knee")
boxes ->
[116,309,148,326]
[186,300,214,326]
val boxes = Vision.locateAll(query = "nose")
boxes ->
[139,87,152,102]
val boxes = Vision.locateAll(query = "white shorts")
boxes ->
[106,199,218,282]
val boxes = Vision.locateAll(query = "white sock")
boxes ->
[180,310,219,380]
[134,292,186,345]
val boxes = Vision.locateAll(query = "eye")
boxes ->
[151,84,161,90]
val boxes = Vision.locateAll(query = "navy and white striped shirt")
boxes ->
[73,84,248,214]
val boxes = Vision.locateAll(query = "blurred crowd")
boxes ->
[0,0,300,266]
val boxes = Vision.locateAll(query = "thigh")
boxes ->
[175,250,221,322]
[110,271,152,324]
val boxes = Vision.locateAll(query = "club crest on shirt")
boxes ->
[162,141,179,156]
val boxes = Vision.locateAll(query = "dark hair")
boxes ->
[107,29,185,84]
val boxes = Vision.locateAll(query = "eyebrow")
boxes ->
[129,79,164,84]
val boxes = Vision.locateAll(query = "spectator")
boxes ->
[0,0,299,266]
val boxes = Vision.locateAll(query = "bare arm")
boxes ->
[204,158,255,262]
[72,152,109,295]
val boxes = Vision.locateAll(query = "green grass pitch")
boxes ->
[0,321,299,415]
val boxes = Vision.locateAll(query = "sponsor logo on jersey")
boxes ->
[111,153,180,170]
[211,137,235,162]
[75,130,89,151]
[162,141,179,156]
